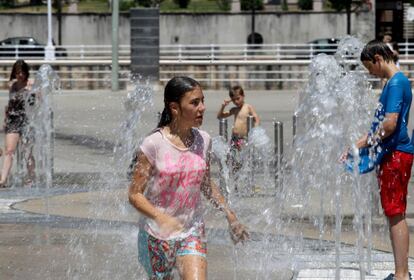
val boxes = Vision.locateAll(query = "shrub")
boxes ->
[173,0,190,8]
[240,0,264,11]
[216,0,231,11]
[120,0,135,11]
[298,0,312,10]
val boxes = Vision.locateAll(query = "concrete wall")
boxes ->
[0,11,374,46]
[161,12,375,44]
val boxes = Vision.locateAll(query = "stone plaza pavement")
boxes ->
[1,89,414,279]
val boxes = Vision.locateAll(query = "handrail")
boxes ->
[1,42,414,61]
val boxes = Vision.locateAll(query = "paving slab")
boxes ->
[0,89,414,279]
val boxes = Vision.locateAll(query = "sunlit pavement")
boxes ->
[1,89,414,279]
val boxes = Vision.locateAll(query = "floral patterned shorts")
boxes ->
[138,226,207,279]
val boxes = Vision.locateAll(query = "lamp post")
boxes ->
[45,0,55,61]
[251,0,255,45]
[111,0,119,91]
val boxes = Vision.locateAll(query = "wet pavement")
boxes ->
[0,89,414,279]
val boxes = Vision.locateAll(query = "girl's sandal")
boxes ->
[0,181,8,189]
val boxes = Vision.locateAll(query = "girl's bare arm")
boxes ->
[128,152,184,233]
[201,148,249,243]
[128,152,159,219]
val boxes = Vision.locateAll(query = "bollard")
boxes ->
[274,121,283,188]
[219,118,228,142]
[292,112,297,145]
[247,114,254,137]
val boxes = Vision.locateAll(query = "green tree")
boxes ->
[30,0,43,5]
[327,0,366,34]
[298,0,312,10]
[281,0,288,10]
[216,0,231,11]
[0,0,16,7]
[134,0,164,7]
[328,0,351,11]
[173,0,190,8]
[121,0,135,10]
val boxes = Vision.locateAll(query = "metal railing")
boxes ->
[1,42,414,61]
[2,42,414,89]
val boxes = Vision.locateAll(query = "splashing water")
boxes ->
[26,64,60,189]
[287,36,378,279]
[211,125,274,197]
[65,77,156,279]
[211,136,231,195]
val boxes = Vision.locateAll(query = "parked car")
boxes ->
[308,38,339,56]
[279,38,339,60]
[0,36,67,59]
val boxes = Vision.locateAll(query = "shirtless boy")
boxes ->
[217,85,260,151]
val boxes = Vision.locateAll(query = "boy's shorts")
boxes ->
[138,226,207,279]
[378,150,414,217]
[230,134,247,151]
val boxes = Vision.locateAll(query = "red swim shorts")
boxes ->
[378,150,414,217]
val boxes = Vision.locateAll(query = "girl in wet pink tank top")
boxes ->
[128,76,249,280]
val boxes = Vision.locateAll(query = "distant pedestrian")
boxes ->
[0,60,35,188]
[128,76,249,279]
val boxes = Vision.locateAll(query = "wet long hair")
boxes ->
[10,59,30,81]
[157,76,200,128]
[128,76,201,179]
[360,40,395,64]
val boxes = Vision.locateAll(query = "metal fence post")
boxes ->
[210,44,215,61]
[80,45,84,59]
[274,121,283,188]
[292,112,297,145]
[309,43,314,59]
[247,114,254,136]
[405,41,408,60]
[276,43,281,60]
[247,115,255,193]
[219,118,228,142]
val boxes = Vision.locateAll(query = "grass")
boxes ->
[0,0,113,13]
[0,0,229,13]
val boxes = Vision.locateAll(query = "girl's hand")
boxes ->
[25,79,34,91]
[229,220,249,244]
[155,213,184,236]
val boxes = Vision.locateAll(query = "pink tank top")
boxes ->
[139,128,211,240]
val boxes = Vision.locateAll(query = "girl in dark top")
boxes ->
[1,60,35,187]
